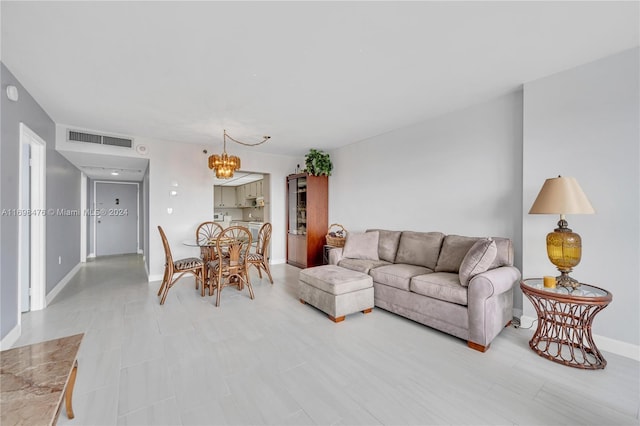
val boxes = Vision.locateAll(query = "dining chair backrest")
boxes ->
[216,226,252,265]
[196,221,224,245]
[158,225,173,265]
[256,222,272,258]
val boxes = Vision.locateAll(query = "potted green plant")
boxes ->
[304,149,333,176]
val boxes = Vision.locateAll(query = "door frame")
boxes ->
[18,123,47,313]
[93,181,140,257]
[80,173,87,262]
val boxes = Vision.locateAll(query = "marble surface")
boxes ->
[1,333,83,426]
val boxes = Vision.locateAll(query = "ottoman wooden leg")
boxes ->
[299,299,306,304]
[329,315,345,323]
[363,308,373,314]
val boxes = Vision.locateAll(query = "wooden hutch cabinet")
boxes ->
[287,173,328,268]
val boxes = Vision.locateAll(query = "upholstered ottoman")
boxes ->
[299,265,374,322]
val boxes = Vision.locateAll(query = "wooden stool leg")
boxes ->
[329,315,345,323]
[65,360,78,419]
[363,308,373,314]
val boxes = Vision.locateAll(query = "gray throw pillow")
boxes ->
[459,238,497,286]
[342,231,380,261]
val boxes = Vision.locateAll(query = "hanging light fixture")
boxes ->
[208,130,270,179]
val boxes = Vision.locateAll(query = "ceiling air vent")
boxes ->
[67,130,133,149]
[102,136,133,148]
[68,130,101,144]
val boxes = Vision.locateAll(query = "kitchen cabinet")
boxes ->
[214,186,236,207]
[235,185,246,207]
[286,173,328,268]
[257,180,263,198]
[246,182,258,199]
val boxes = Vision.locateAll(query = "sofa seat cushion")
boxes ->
[395,231,445,269]
[299,265,373,295]
[338,258,391,274]
[410,272,468,306]
[370,263,432,291]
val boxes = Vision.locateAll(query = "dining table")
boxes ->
[183,236,249,294]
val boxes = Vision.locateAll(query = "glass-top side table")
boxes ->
[520,278,612,370]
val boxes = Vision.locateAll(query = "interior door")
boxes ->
[96,182,138,256]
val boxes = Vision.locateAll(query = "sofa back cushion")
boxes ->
[343,231,380,260]
[395,231,445,269]
[366,229,402,263]
[435,235,480,273]
[490,237,514,268]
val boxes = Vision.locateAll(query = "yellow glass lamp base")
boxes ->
[546,219,582,289]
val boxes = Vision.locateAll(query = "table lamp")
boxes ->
[529,176,595,289]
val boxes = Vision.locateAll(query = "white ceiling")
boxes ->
[2,1,638,163]
[58,150,149,182]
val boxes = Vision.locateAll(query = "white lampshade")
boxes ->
[529,176,595,215]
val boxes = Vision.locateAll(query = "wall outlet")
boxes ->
[58,256,62,265]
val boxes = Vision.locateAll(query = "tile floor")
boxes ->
[13,255,640,425]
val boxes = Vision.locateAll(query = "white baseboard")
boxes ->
[46,262,81,305]
[87,252,96,259]
[512,307,523,319]
[0,324,21,350]
[520,315,639,362]
[137,249,143,254]
[148,273,163,283]
[271,258,286,265]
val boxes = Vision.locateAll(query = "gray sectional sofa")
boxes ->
[328,229,521,352]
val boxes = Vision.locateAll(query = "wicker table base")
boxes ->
[521,279,612,370]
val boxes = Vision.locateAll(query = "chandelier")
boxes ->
[208,130,270,179]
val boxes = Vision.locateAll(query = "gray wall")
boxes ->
[1,62,81,340]
[522,48,639,346]
[143,165,150,274]
[329,91,524,311]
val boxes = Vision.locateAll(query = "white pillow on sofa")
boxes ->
[342,231,380,261]
[459,238,497,286]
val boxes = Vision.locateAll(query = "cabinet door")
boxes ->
[257,180,263,197]
[287,233,297,266]
[235,185,245,207]
[287,178,298,233]
[222,187,236,207]
[214,186,223,207]
[246,182,257,198]
[287,233,307,268]
[296,176,307,235]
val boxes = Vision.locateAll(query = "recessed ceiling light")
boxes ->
[111,171,119,176]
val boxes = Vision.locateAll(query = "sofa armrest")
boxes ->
[328,247,344,265]
[468,266,521,299]
[467,266,521,349]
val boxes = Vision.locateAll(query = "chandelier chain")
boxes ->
[224,130,271,147]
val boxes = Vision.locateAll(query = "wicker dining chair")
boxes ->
[196,221,224,246]
[195,221,224,296]
[208,226,254,307]
[247,222,274,284]
[157,226,205,305]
